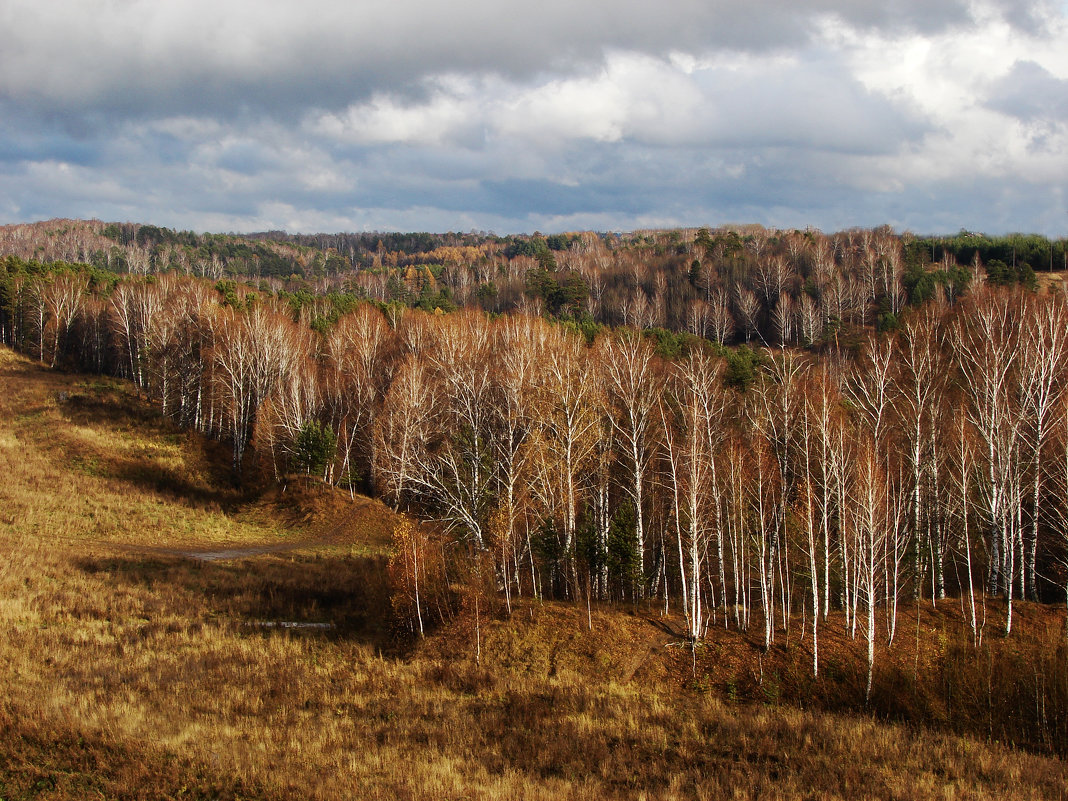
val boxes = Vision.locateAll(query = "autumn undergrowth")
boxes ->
[2,346,1067,800]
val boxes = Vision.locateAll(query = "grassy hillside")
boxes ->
[1,346,1067,800]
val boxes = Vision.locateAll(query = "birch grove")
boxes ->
[7,257,1068,669]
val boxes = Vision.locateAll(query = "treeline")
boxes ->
[910,230,1065,282]
[4,221,1066,350]
[0,220,344,281]
[4,247,1068,691]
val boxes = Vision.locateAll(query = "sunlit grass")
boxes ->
[0,354,303,550]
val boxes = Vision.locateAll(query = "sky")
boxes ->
[1,0,1066,236]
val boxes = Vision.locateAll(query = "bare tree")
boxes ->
[772,295,795,348]
[734,286,764,345]
[598,330,661,594]
[492,314,549,600]
[412,311,497,549]
[845,333,896,454]
[709,290,735,345]
[798,375,822,674]
[848,434,891,701]
[811,360,846,621]
[324,304,393,492]
[39,272,85,368]
[212,305,303,474]
[687,298,712,339]
[374,354,437,511]
[535,327,602,591]
[896,302,949,601]
[1016,293,1068,600]
[662,349,727,640]
[952,288,1025,633]
[796,293,823,345]
[1049,395,1068,644]
[948,406,985,646]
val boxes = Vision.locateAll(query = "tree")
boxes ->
[490,314,547,602]
[598,330,661,595]
[748,434,782,651]
[212,304,303,475]
[39,271,85,368]
[388,518,439,638]
[848,435,891,701]
[414,311,496,549]
[108,279,149,388]
[323,304,393,493]
[533,326,602,593]
[797,374,822,674]
[662,348,727,640]
[845,332,896,452]
[751,350,806,638]
[374,354,437,511]
[709,290,735,345]
[953,288,1025,633]
[896,302,948,602]
[948,406,984,646]
[294,419,336,478]
[1016,292,1068,600]
[734,286,764,344]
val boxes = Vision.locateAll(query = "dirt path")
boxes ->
[155,542,315,561]
[104,538,327,562]
[112,502,387,562]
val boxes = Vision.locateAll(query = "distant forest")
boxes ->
[1,219,1065,346]
[4,219,1068,700]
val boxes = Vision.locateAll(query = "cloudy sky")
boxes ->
[1,0,1066,235]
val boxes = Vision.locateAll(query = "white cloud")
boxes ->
[312,89,482,147]
[1,0,1066,235]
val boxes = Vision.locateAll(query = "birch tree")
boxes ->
[897,303,948,601]
[953,288,1025,633]
[849,435,890,701]
[598,330,661,594]
[535,327,602,592]
[374,354,437,511]
[407,312,497,549]
[1017,293,1068,600]
[324,304,393,492]
[662,348,727,640]
[39,272,85,368]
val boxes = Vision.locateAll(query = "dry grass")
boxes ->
[0,348,394,556]
[0,352,279,550]
[2,346,1067,800]
[1037,270,1068,293]
[669,596,1068,755]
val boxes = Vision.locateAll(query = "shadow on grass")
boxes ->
[0,713,281,801]
[74,551,403,652]
[105,455,253,510]
[55,389,263,512]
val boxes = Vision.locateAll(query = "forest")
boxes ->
[3,220,1068,754]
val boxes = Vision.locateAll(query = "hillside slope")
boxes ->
[1,347,1066,800]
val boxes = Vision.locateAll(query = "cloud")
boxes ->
[986,60,1068,122]
[0,0,1066,235]
[0,0,1003,119]
[313,50,927,157]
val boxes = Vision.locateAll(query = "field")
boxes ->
[2,345,1067,800]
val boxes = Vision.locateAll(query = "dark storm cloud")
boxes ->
[0,0,993,120]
